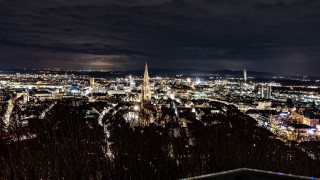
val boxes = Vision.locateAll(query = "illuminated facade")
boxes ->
[141,62,151,103]
[90,78,95,86]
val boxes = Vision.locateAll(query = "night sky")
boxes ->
[1,0,320,75]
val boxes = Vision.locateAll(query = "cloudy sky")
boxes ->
[1,0,320,75]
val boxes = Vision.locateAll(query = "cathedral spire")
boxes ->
[141,62,151,103]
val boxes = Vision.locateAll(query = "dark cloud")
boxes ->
[1,0,320,75]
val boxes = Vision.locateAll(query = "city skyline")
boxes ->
[1,0,320,75]
[2,2,320,178]
[1,53,320,178]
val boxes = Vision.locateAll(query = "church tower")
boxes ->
[141,62,151,103]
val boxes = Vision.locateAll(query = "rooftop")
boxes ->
[185,168,315,180]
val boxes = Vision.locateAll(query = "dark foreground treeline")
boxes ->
[1,102,320,179]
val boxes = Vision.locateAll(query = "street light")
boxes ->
[133,105,140,111]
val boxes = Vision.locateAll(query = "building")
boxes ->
[261,85,272,99]
[90,78,95,86]
[287,123,317,141]
[257,102,272,110]
[141,62,151,103]
[243,68,247,84]
[267,85,272,99]
[261,86,265,98]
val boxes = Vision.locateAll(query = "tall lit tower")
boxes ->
[267,85,272,99]
[243,69,247,84]
[141,62,151,103]
[90,77,95,86]
[261,85,266,98]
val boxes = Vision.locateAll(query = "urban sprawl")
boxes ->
[1,65,320,145]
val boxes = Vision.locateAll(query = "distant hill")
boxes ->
[214,69,275,78]
[0,68,275,78]
[138,69,275,78]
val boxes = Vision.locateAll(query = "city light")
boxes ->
[1,62,320,179]
[133,105,140,111]
[2,0,320,178]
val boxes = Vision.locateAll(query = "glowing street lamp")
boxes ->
[133,105,140,111]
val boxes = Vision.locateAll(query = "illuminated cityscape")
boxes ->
[2,0,320,179]
[1,66,320,178]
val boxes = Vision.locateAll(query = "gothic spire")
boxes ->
[141,62,151,103]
